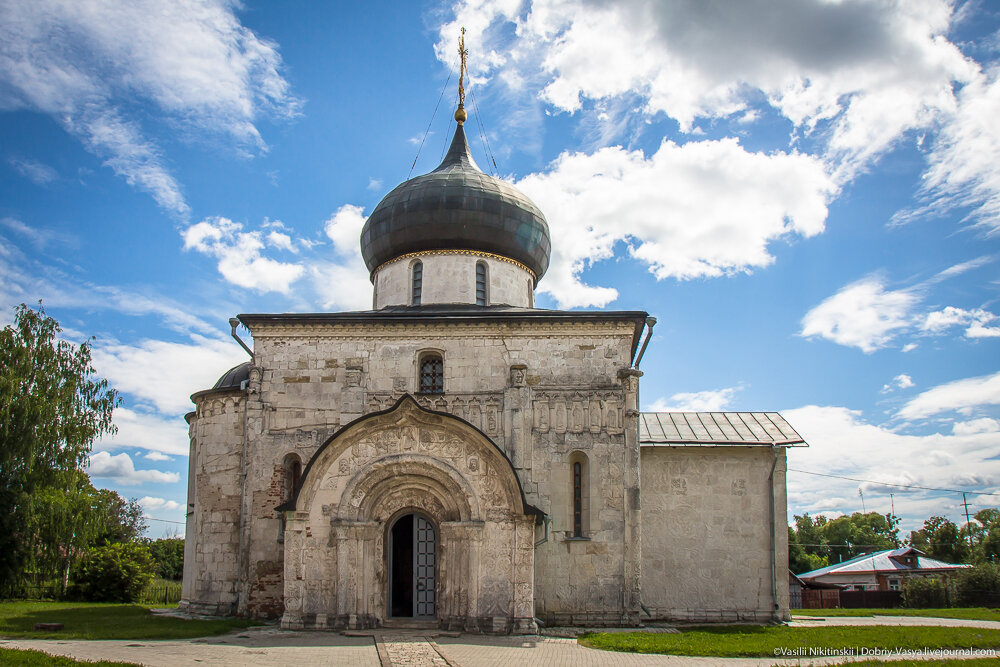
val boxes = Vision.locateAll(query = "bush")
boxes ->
[901,576,948,608]
[955,563,1000,607]
[69,543,155,602]
[148,538,184,581]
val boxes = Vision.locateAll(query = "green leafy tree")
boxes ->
[0,304,119,589]
[972,509,1000,563]
[788,519,829,574]
[28,470,147,592]
[955,563,1000,606]
[909,516,969,564]
[70,542,155,603]
[819,512,899,562]
[148,538,185,581]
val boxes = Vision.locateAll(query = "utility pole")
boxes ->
[859,487,866,514]
[962,492,975,549]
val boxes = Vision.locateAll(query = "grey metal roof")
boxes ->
[212,361,250,391]
[639,412,806,446]
[360,124,551,281]
[190,361,250,402]
[798,548,971,579]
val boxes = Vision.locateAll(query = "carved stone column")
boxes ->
[511,515,538,633]
[440,520,484,632]
[504,364,532,471]
[280,511,308,629]
[331,519,379,629]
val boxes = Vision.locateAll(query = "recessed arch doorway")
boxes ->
[388,512,437,619]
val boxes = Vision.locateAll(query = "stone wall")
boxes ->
[373,251,535,308]
[180,390,244,615]
[235,316,641,625]
[640,446,790,623]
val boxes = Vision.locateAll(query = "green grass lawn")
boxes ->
[0,601,259,640]
[794,607,1000,622]
[0,647,141,666]
[580,625,1000,657]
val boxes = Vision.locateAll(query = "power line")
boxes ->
[408,72,453,180]
[787,468,1000,497]
[145,516,185,525]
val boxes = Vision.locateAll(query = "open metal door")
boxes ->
[413,515,436,618]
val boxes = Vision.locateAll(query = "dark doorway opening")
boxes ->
[388,513,436,619]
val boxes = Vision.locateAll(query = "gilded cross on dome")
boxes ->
[455,27,468,124]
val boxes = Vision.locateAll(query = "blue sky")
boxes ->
[2,0,1000,540]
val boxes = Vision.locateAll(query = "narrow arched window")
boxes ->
[282,453,302,503]
[419,354,443,393]
[475,261,488,306]
[573,461,583,537]
[411,260,423,306]
[569,451,589,538]
[527,278,534,308]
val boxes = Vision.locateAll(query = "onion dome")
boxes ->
[360,123,551,282]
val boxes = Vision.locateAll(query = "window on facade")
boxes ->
[475,261,487,306]
[419,354,444,393]
[573,461,583,537]
[282,454,302,503]
[569,452,589,538]
[411,260,423,306]
[888,579,901,591]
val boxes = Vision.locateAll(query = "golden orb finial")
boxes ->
[455,104,467,124]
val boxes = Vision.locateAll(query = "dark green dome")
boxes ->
[361,124,551,281]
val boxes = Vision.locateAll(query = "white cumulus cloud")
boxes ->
[518,138,833,307]
[648,386,739,412]
[91,334,248,415]
[785,404,1000,530]
[922,306,1000,339]
[95,407,191,457]
[439,0,973,175]
[310,204,374,311]
[183,217,305,294]
[800,275,919,353]
[88,451,178,485]
[898,370,1000,421]
[139,497,182,512]
[0,0,301,214]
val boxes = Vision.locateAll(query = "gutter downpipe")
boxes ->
[229,318,252,616]
[628,316,655,622]
[533,515,550,547]
[632,317,656,368]
[768,447,779,622]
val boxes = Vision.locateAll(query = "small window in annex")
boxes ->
[419,354,444,393]
[475,261,488,306]
[411,260,423,306]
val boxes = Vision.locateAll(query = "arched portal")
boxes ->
[280,395,539,633]
[388,512,437,619]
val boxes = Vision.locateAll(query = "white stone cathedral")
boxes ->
[180,93,802,632]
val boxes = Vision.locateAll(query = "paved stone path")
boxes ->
[4,618,1000,666]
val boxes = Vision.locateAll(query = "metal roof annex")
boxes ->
[639,411,807,447]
